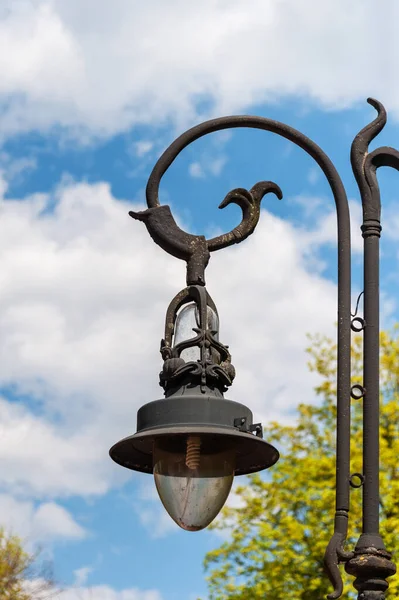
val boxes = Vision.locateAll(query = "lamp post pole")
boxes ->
[110,99,399,599]
[342,101,398,600]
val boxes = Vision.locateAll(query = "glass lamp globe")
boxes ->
[153,436,234,531]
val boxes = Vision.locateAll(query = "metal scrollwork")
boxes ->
[130,181,282,286]
[351,98,399,234]
[324,527,355,600]
[159,285,235,393]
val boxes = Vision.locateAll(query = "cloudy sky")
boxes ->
[0,1,398,599]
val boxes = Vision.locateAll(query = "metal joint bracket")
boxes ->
[234,417,263,438]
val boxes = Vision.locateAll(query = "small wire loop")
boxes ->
[351,384,365,400]
[351,316,365,332]
[350,473,365,489]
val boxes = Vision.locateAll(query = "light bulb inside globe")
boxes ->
[173,302,219,362]
[153,435,234,531]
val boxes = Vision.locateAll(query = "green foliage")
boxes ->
[0,529,54,599]
[205,329,399,599]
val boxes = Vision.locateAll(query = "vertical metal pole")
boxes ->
[345,98,397,600]
[322,201,352,600]
[346,221,395,600]
[362,228,381,537]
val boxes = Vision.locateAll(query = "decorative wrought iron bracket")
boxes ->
[130,182,282,286]
[132,110,352,596]
[129,98,399,599]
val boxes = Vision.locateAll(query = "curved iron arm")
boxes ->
[351,98,399,222]
[132,113,352,598]
[133,115,353,293]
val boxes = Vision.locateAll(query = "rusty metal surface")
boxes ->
[130,181,281,286]
[345,547,396,599]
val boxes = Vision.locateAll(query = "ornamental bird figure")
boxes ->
[129,180,282,285]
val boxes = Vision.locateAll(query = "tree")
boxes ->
[204,330,399,599]
[0,529,55,599]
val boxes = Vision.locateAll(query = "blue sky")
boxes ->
[0,2,398,599]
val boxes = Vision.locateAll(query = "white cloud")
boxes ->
[189,155,227,178]
[24,580,163,600]
[0,494,85,543]
[189,162,205,178]
[0,397,117,497]
[133,141,154,158]
[307,168,319,186]
[0,177,183,499]
[292,196,363,257]
[0,0,397,140]
[55,587,162,600]
[383,204,399,243]
[208,156,227,176]
[133,477,177,539]
[0,153,37,185]
[31,502,86,541]
[74,566,94,587]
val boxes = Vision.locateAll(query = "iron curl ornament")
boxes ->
[113,99,399,598]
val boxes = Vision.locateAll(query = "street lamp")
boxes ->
[110,98,399,599]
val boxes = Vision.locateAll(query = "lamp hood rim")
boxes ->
[110,424,279,476]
